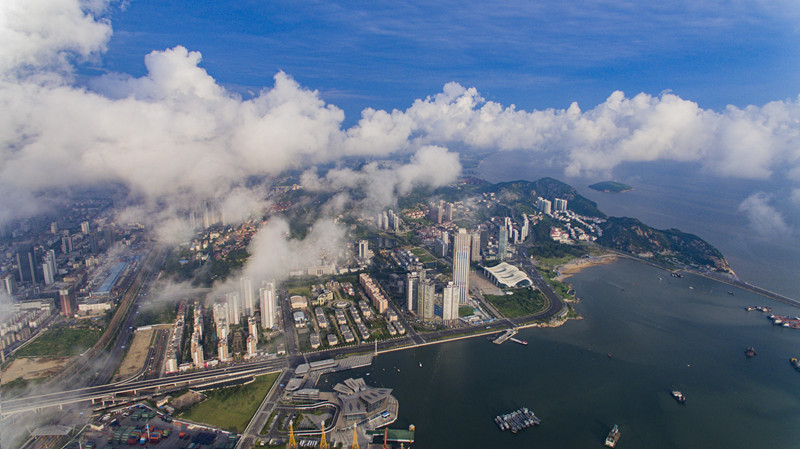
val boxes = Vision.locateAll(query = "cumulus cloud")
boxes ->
[371,83,800,180]
[0,0,112,76]
[3,0,800,236]
[738,192,792,238]
[301,145,462,213]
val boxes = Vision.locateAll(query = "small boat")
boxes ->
[728,291,735,295]
[791,358,800,372]
[607,353,613,359]
[605,425,620,447]
[671,390,686,403]
[419,362,423,367]
[745,346,757,357]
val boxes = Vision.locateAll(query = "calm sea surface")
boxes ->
[321,157,800,448]
[323,260,800,448]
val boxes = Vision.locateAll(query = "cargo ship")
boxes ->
[494,407,541,433]
[671,390,686,403]
[605,425,620,447]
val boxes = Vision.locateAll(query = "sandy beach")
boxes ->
[556,254,619,280]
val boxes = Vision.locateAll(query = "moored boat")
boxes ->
[605,425,620,447]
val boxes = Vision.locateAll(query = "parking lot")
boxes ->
[72,404,238,449]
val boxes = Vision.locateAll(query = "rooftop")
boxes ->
[482,262,532,288]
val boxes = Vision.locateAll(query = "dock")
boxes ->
[493,328,518,345]
[509,337,527,346]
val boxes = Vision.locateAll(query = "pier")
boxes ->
[493,328,518,345]
[509,337,527,346]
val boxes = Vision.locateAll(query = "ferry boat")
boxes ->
[605,425,620,447]
[671,390,686,403]
[745,346,757,357]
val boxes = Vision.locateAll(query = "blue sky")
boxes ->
[96,0,800,122]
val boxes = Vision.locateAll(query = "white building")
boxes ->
[442,282,460,325]
[240,277,254,316]
[452,229,471,305]
[260,281,276,329]
[226,292,240,325]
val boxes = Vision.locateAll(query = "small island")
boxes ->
[589,181,633,193]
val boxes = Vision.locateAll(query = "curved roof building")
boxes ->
[482,262,532,288]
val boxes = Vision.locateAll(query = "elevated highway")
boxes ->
[1,358,287,418]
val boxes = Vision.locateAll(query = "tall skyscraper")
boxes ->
[452,228,471,305]
[2,274,14,295]
[405,271,419,313]
[470,230,482,262]
[498,226,508,261]
[248,316,259,340]
[81,221,91,234]
[59,286,77,317]
[479,225,489,253]
[418,278,435,320]
[50,221,58,234]
[430,200,444,224]
[240,277,254,316]
[358,240,371,261]
[42,262,54,285]
[259,282,276,329]
[27,252,37,285]
[442,282,460,325]
[61,234,73,254]
[226,292,240,325]
[554,198,568,212]
[521,215,529,241]
[46,249,56,276]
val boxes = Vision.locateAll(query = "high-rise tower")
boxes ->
[452,228,471,305]
[260,281,276,329]
[442,281,460,325]
[240,277,254,316]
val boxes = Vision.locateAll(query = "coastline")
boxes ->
[556,254,619,280]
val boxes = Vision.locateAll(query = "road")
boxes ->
[47,245,166,389]
[1,357,288,417]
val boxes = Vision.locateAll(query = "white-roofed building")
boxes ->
[482,262,532,288]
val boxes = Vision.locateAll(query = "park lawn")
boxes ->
[458,306,474,317]
[15,324,103,357]
[484,288,548,318]
[178,372,280,433]
[410,247,437,264]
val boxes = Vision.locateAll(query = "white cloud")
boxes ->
[243,218,346,284]
[0,0,112,76]
[2,0,800,234]
[301,145,462,213]
[738,192,792,238]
